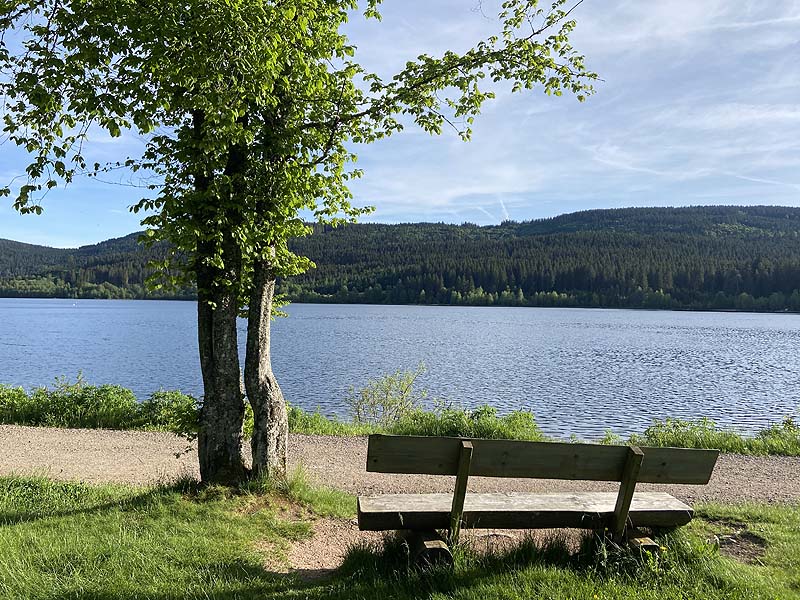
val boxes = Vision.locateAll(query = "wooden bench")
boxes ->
[357,434,719,560]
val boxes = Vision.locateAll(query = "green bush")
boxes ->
[629,418,750,453]
[25,376,139,429]
[0,385,32,424]
[138,390,200,437]
[345,363,427,426]
[3,372,798,456]
[754,416,800,455]
[288,404,374,436]
[0,376,198,436]
[243,403,254,439]
[389,405,545,440]
[629,416,800,456]
[289,364,546,441]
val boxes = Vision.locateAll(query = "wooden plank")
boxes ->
[449,440,473,543]
[611,445,644,539]
[629,535,660,552]
[366,434,719,484]
[638,446,719,484]
[404,530,453,567]
[358,491,694,531]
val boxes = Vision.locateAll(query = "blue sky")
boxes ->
[2,0,799,247]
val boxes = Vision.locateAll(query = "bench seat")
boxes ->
[358,491,693,531]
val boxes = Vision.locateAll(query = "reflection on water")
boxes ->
[1,299,798,438]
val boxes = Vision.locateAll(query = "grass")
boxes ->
[624,416,800,456]
[251,465,356,519]
[0,474,798,599]
[0,376,198,435]
[0,475,301,599]
[289,404,546,441]
[341,507,800,600]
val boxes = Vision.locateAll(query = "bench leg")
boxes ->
[600,527,661,552]
[626,528,660,552]
[403,530,453,568]
[611,445,644,541]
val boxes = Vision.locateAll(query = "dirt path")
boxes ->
[3,425,799,574]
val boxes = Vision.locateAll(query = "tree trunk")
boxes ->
[196,255,249,485]
[191,108,249,485]
[244,258,288,479]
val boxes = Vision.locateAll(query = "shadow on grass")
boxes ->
[282,529,675,600]
[33,529,692,600]
[0,476,209,526]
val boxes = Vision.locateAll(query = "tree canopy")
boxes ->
[1,0,596,483]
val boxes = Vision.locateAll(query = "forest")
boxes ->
[3,205,800,311]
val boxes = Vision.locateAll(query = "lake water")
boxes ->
[1,298,798,438]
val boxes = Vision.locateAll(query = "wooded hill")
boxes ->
[3,205,800,311]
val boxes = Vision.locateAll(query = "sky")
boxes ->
[1,0,799,248]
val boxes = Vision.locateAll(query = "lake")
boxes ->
[1,298,798,438]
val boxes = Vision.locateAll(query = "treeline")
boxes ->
[0,236,192,299]
[3,205,800,311]
[280,206,800,311]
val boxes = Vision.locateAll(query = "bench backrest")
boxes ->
[366,434,719,485]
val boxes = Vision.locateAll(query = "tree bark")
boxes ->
[244,257,288,479]
[192,107,248,485]
[196,248,249,485]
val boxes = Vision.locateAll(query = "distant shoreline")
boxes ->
[1,295,798,316]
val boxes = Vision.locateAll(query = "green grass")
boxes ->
[250,466,356,519]
[0,475,305,599]
[287,404,377,436]
[0,475,798,599]
[341,528,795,599]
[336,503,800,599]
[289,404,546,441]
[0,377,198,436]
[625,417,800,456]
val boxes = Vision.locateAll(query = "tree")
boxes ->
[1,0,596,484]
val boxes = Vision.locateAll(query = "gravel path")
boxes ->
[1,425,799,504]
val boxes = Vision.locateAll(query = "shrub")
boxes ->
[0,376,198,435]
[755,416,800,455]
[389,404,545,440]
[26,376,139,429]
[288,404,372,435]
[138,390,200,437]
[629,416,800,456]
[0,385,32,423]
[598,430,623,445]
[243,402,254,439]
[345,364,426,426]
[629,418,750,453]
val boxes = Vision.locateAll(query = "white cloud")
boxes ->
[656,103,800,131]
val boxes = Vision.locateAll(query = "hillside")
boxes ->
[2,205,800,311]
[0,235,186,299]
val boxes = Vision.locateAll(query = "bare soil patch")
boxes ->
[704,517,769,564]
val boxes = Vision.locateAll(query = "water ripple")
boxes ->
[1,300,799,438]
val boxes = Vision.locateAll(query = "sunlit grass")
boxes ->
[1,474,798,599]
